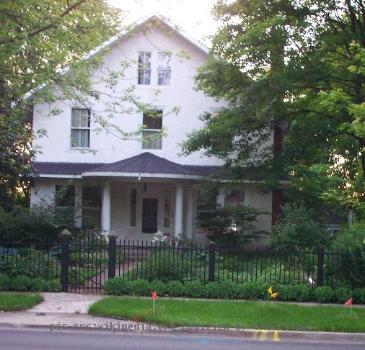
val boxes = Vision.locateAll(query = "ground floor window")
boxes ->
[55,185,75,225]
[82,186,102,229]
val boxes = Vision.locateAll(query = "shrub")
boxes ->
[184,281,205,298]
[237,282,268,300]
[31,278,48,292]
[271,203,329,250]
[150,280,167,296]
[334,287,352,303]
[353,288,365,304]
[314,286,334,303]
[197,203,264,247]
[46,279,62,292]
[166,281,185,297]
[11,275,31,291]
[277,285,312,302]
[104,278,132,295]
[0,273,11,290]
[331,224,365,288]
[133,250,194,282]
[131,279,150,296]
[204,282,221,298]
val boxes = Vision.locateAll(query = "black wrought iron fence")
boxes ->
[0,236,352,293]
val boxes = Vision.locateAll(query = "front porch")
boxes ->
[100,180,195,241]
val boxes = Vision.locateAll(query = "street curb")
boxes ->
[0,320,364,344]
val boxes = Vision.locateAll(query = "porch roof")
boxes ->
[33,153,223,180]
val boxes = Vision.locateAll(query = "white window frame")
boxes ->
[157,51,172,86]
[141,110,163,150]
[70,108,91,149]
[138,51,152,85]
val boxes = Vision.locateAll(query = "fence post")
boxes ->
[108,235,117,279]
[208,242,216,282]
[60,238,70,292]
[317,247,324,286]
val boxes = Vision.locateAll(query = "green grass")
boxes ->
[0,293,43,311]
[89,297,365,333]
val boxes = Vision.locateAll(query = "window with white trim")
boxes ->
[157,52,171,85]
[138,51,152,85]
[142,110,163,149]
[55,185,75,225]
[82,186,102,229]
[71,108,90,148]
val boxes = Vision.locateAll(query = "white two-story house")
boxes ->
[30,16,274,242]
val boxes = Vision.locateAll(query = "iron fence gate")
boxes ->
[65,235,109,293]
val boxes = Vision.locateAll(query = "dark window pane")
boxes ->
[130,188,137,227]
[55,185,75,208]
[143,111,162,129]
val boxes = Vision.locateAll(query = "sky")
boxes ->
[107,0,219,45]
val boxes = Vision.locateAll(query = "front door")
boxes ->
[142,198,158,233]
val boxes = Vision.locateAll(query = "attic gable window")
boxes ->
[138,51,152,85]
[157,52,171,85]
[71,108,90,148]
[142,110,163,149]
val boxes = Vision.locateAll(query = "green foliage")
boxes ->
[0,273,60,292]
[0,0,121,208]
[271,204,329,250]
[11,275,31,291]
[30,278,48,292]
[132,250,196,282]
[184,281,205,298]
[0,274,11,291]
[236,282,269,300]
[277,285,312,302]
[166,281,185,297]
[331,224,365,288]
[314,287,335,303]
[182,0,365,219]
[101,277,364,304]
[150,280,167,296]
[0,205,75,241]
[131,279,150,296]
[334,287,352,304]
[197,204,265,247]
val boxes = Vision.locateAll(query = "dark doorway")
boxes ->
[142,198,158,233]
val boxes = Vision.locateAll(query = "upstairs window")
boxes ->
[71,108,90,148]
[142,110,163,149]
[138,51,152,85]
[157,52,171,85]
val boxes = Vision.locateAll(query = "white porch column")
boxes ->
[101,182,111,234]
[174,183,184,238]
[185,185,194,239]
[74,183,82,228]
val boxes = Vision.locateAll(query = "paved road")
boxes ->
[0,327,364,350]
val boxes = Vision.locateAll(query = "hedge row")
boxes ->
[0,274,61,292]
[105,277,365,304]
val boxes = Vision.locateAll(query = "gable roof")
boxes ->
[33,152,223,180]
[25,15,209,100]
[92,15,210,58]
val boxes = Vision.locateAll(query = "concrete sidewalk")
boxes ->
[0,293,364,344]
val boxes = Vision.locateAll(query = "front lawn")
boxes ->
[89,297,365,333]
[0,293,43,311]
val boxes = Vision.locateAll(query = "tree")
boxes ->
[183,0,365,221]
[0,0,121,209]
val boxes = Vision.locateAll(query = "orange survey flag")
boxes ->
[151,291,158,301]
[345,297,353,306]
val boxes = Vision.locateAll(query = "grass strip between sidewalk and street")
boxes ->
[0,293,43,311]
[89,297,365,333]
